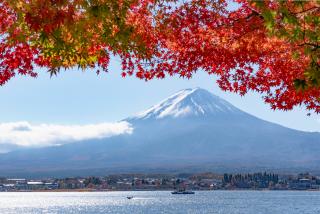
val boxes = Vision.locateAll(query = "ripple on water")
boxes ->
[0,191,320,214]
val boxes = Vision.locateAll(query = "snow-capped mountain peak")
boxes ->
[129,88,242,120]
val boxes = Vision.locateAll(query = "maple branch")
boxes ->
[291,6,320,16]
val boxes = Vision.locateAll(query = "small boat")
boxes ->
[171,189,195,195]
[127,196,134,199]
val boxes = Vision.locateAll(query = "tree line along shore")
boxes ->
[1,172,319,192]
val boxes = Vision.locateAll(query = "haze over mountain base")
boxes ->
[1,88,320,178]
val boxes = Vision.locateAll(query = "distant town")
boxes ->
[1,172,320,192]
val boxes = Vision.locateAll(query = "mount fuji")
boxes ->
[1,88,320,177]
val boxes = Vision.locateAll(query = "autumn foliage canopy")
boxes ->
[0,0,319,112]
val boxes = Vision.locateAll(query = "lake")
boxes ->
[0,191,319,214]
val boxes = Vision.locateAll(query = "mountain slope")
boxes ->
[0,88,320,177]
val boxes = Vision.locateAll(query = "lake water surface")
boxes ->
[0,191,319,214]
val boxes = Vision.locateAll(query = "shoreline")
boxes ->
[2,189,320,193]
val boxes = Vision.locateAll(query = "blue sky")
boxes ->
[0,57,320,132]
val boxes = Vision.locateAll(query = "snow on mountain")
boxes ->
[130,88,242,120]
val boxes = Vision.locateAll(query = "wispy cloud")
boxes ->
[0,121,133,148]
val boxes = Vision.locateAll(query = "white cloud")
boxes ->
[0,121,133,148]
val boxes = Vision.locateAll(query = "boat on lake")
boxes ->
[171,189,195,194]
